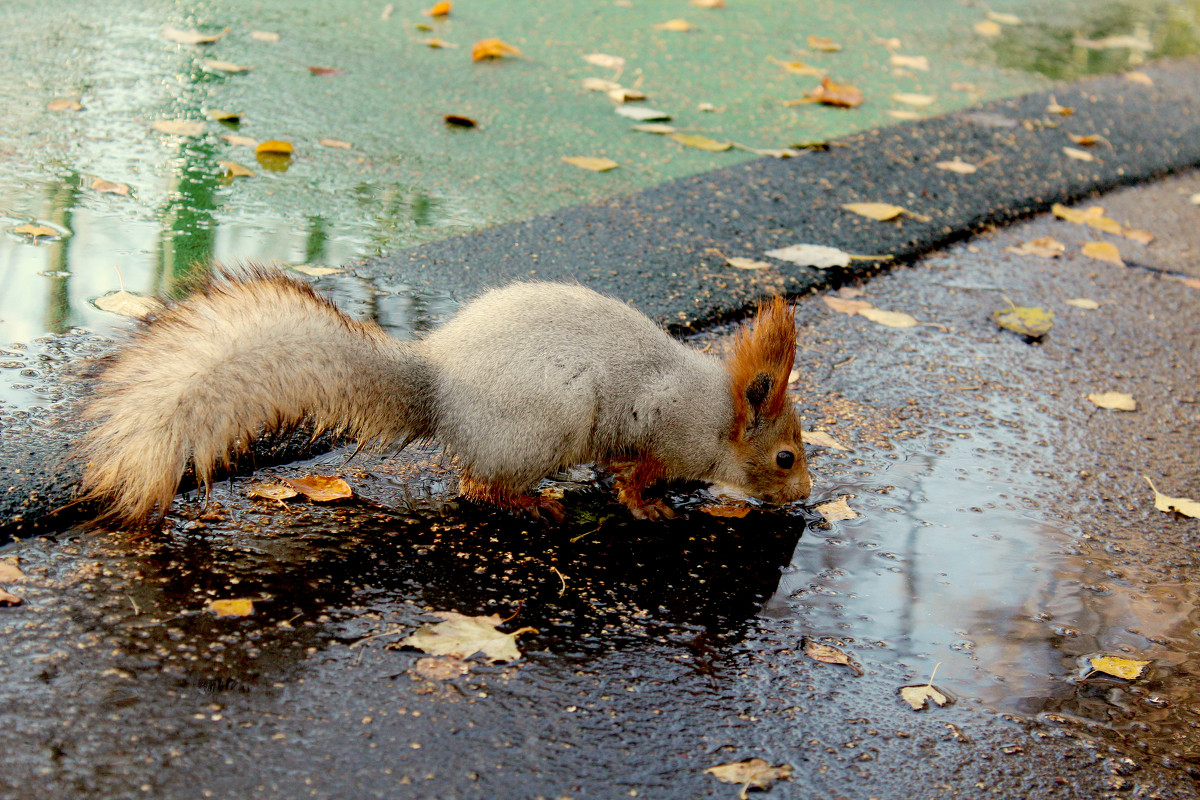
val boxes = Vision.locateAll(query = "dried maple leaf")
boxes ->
[900,683,950,710]
[1087,391,1135,411]
[801,637,862,674]
[806,77,863,108]
[472,38,522,61]
[283,475,353,502]
[706,759,793,796]
[815,496,858,521]
[1144,476,1200,518]
[400,612,536,663]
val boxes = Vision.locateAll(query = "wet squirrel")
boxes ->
[78,269,811,525]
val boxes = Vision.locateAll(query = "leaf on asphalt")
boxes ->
[0,587,22,606]
[94,290,163,319]
[723,256,774,270]
[582,77,621,92]
[219,160,254,178]
[152,119,205,136]
[803,430,848,450]
[764,244,852,269]
[1143,476,1200,518]
[472,38,522,60]
[414,656,470,680]
[700,504,753,518]
[1051,204,1122,234]
[842,202,905,221]
[1046,97,1074,115]
[987,11,1022,24]
[250,30,280,42]
[283,475,353,502]
[206,109,241,122]
[222,134,258,147]
[1190,193,1200,205]
[769,56,824,76]
[1063,146,1095,162]
[705,759,793,796]
[1065,298,1100,309]
[562,156,619,172]
[204,59,253,73]
[161,25,228,45]
[11,223,62,240]
[935,158,977,174]
[631,123,676,134]
[319,137,353,149]
[816,496,858,521]
[1066,133,1102,146]
[582,53,625,70]
[444,115,477,128]
[309,65,347,76]
[615,105,671,121]
[1081,241,1123,265]
[425,1,451,15]
[46,97,83,112]
[892,92,935,107]
[801,638,862,675]
[974,19,1003,36]
[207,598,255,617]
[90,178,130,196]
[401,611,536,663]
[255,139,294,156]
[900,683,950,710]
[247,482,298,500]
[807,35,842,52]
[1087,391,1136,411]
[669,133,732,151]
[1125,71,1153,86]
[806,77,863,108]
[993,303,1053,338]
[0,558,25,583]
[1122,227,1154,245]
[822,295,873,315]
[890,54,930,71]
[1089,655,1151,680]
[654,19,694,32]
[1007,236,1065,257]
[858,307,919,328]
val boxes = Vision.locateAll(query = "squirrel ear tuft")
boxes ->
[727,297,796,439]
[745,372,774,411]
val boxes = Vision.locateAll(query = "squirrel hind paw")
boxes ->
[458,477,566,523]
[623,497,677,521]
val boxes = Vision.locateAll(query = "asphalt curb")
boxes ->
[3,57,1199,537]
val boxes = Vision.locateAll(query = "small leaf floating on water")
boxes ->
[206,109,241,122]
[471,38,522,61]
[255,140,294,156]
[247,482,298,500]
[690,0,725,7]
[582,53,625,70]
[1143,476,1200,518]
[668,133,732,152]
[900,683,950,711]
[400,611,536,663]
[803,430,848,450]
[801,637,863,675]
[204,59,253,74]
[615,105,671,122]
[250,30,280,42]
[420,37,457,48]
[700,504,752,518]
[94,290,163,319]
[890,54,929,71]
[1088,655,1151,680]
[769,56,824,76]
[283,475,353,502]
[974,19,1002,37]
[219,161,254,179]
[207,598,255,617]
[607,87,645,102]
[11,223,63,240]
[705,759,793,797]
[630,123,676,134]
[986,11,1022,24]
[222,134,258,147]
[892,92,935,107]
[1087,391,1136,411]
[653,19,694,32]
[152,119,205,136]
[425,1,451,15]
[815,496,858,521]
[318,137,352,149]
[581,77,621,92]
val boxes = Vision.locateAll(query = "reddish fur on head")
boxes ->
[726,296,796,437]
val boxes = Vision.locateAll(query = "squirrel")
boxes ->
[77,268,811,525]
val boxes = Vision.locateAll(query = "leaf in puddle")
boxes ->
[842,202,906,221]
[700,504,753,518]
[615,106,671,122]
[1143,476,1200,518]
[973,19,1003,37]
[769,56,824,76]
[803,430,848,450]
[654,19,694,32]
[815,496,858,521]
[90,178,130,196]
[250,30,280,42]
[46,97,83,112]
[562,156,619,172]
[318,137,353,149]
[705,759,793,794]
[0,587,22,606]
[1087,391,1136,411]
[204,59,253,73]
[892,92,935,107]
[414,656,471,680]
[805,77,863,108]
[94,290,164,319]
[807,35,842,52]
[219,161,254,179]
[161,25,228,45]
[283,475,353,502]
[669,133,732,151]
[255,140,294,156]
[1065,298,1100,309]
[471,38,522,60]
[899,683,950,711]
[1089,655,1151,680]
[1063,146,1095,162]
[890,54,930,71]
[1081,241,1123,265]
[11,223,62,240]
[801,637,862,675]
[1007,236,1065,257]
[858,307,920,328]
[935,158,977,174]
[582,53,625,70]
[886,110,923,121]
[764,244,852,269]
[207,598,255,617]
[822,295,873,315]
[631,123,676,134]
[0,558,25,583]
[222,134,258,147]
[247,482,298,500]
[993,304,1053,338]
[400,611,536,663]
[152,119,205,136]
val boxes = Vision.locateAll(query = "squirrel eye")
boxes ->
[775,450,795,470]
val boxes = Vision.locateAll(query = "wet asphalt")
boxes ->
[2,62,1200,799]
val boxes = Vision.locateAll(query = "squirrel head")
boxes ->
[725,296,811,504]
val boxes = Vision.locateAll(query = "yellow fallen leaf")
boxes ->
[222,134,259,147]
[207,598,255,617]
[1125,71,1153,86]
[993,304,1053,338]
[987,11,1021,24]
[807,35,841,51]
[562,156,619,172]
[425,1,451,15]
[1087,391,1135,411]
[45,97,83,112]
[250,30,280,42]
[890,54,929,71]
[705,759,793,794]
[1008,237,1065,257]
[420,36,457,48]
[1081,241,1122,265]
[219,160,254,178]
[816,496,857,521]
[90,178,130,196]
[843,202,906,221]
[319,138,352,149]
[806,77,863,108]
[654,19,694,31]
[1144,476,1200,518]
[1089,655,1150,680]
[892,93,935,107]
[803,430,848,450]
[204,59,253,73]
[700,504,752,518]
[974,19,1003,36]
[11,223,62,239]
[769,56,824,76]
[0,588,22,606]
[1065,298,1100,309]
[255,139,294,156]
[669,133,732,151]
[900,683,950,710]
[631,123,676,134]
[161,25,228,45]
[94,290,163,318]
[724,256,774,270]
[152,119,205,136]
[1051,204,1121,234]
[1122,228,1154,245]
[0,558,25,583]
[1067,133,1102,146]
[886,110,923,121]
[283,475,353,502]
[400,611,536,663]
[859,307,919,328]
[802,638,862,674]
[472,38,522,60]
[247,482,298,500]
[935,158,977,174]
[1063,146,1095,162]
[822,295,873,315]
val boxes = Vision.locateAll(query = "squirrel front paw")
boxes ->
[458,476,566,522]
[624,496,677,521]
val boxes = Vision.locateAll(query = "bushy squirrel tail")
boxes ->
[78,269,436,526]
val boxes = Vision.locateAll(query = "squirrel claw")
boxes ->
[625,497,677,521]
[459,476,566,522]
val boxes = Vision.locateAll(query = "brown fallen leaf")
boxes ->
[161,25,228,45]
[11,223,62,240]
[90,178,130,196]
[219,161,254,179]
[46,97,83,112]
[700,504,753,518]
[562,156,619,172]
[247,482,298,500]
[1087,391,1135,411]
[444,115,477,128]
[1089,655,1151,680]
[425,1,451,15]
[400,611,536,663]
[723,255,774,271]
[765,244,852,269]
[631,123,676,134]
[900,683,950,710]
[1066,133,1102,146]
[207,598,255,617]
[0,558,25,583]
[152,119,205,136]
[309,65,347,76]
[691,0,725,6]
[705,759,793,797]
[807,35,841,51]
[255,140,294,156]
[1143,476,1200,518]
[1008,236,1065,257]
[414,656,470,680]
[0,587,22,606]
[801,637,862,675]
[1125,71,1153,86]
[1081,240,1123,265]
[1046,96,1074,115]
[283,475,353,502]
[816,496,858,521]
[892,92,935,107]
[472,38,522,61]
[94,290,163,318]
[886,110,923,121]
[654,19,694,32]
[1051,203,1121,234]
[1122,228,1154,245]
[842,202,906,221]
[204,59,253,74]
[859,307,919,328]
[607,87,646,102]
[669,133,732,152]
[805,77,863,108]
[318,137,353,149]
